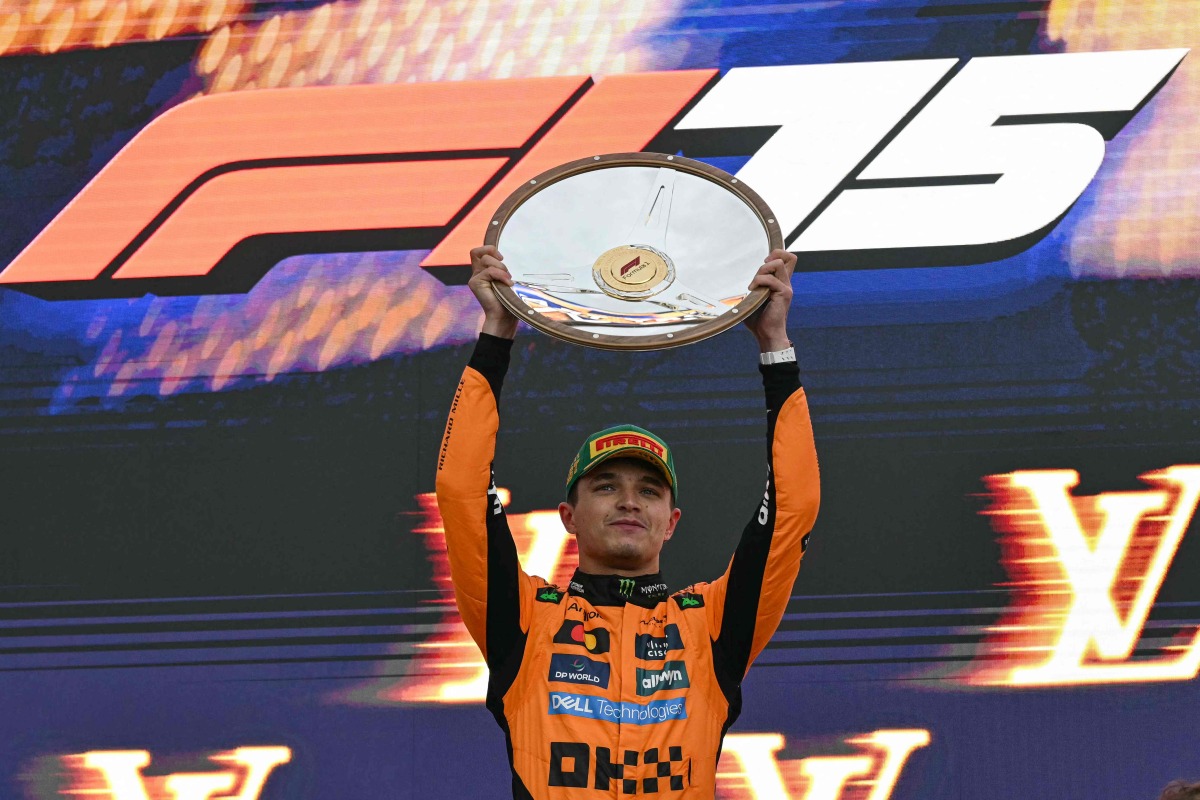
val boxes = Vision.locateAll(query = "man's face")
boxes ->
[559,458,681,576]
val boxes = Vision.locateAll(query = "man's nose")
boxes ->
[616,487,643,509]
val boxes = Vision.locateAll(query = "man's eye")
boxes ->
[641,488,661,497]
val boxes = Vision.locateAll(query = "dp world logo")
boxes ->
[549,653,611,688]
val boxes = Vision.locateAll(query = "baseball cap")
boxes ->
[565,424,678,501]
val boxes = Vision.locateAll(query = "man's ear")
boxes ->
[558,502,577,535]
[662,508,682,542]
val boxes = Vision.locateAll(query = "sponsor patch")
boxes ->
[536,587,564,604]
[635,623,684,660]
[548,692,687,725]
[554,620,611,654]
[567,601,600,621]
[549,653,610,688]
[589,431,668,461]
[673,593,704,610]
[636,661,690,696]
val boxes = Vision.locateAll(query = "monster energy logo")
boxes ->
[618,579,635,597]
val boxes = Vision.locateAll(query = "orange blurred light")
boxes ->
[58,746,290,800]
[971,466,1200,686]
[363,492,576,705]
[717,729,930,800]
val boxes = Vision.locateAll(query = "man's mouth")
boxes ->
[610,518,646,532]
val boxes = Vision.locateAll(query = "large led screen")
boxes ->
[0,1,1197,798]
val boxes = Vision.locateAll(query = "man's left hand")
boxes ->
[744,248,796,352]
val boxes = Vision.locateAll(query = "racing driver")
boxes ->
[435,244,820,798]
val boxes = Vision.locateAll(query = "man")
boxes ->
[435,244,819,798]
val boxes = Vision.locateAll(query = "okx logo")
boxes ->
[549,653,611,688]
[56,746,291,800]
[636,624,684,660]
[549,742,687,793]
[554,620,611,654]
[0,49,1186,299]
[976,465,1200,686]
[637,661,690,696]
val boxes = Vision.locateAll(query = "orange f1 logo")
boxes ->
[0,72,714,299]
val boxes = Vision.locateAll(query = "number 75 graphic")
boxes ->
[0,48,1186,300]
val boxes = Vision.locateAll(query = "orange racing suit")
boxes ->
[436,334,820,799]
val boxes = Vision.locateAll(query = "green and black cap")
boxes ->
[565,424,677,501]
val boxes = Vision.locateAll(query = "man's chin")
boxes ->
[590,541,638,566]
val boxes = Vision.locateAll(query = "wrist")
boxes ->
[481,314,518,340]
[755,334,792,353]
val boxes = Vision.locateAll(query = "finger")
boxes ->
[477,253,509,271]
[473,265,514,286]
[470,244,502,261]
[764,248,796,274]
[748,272,792,296]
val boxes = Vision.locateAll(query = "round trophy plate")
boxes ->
[483,152,783,351]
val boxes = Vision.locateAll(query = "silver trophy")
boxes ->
[485,153,783,350]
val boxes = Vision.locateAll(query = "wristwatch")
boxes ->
[759,345,796,365]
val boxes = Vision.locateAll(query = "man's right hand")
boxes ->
[469,245,518,339]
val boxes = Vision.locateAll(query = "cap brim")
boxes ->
[575,449,675,495]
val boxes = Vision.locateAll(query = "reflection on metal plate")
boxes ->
[486,153,782,350]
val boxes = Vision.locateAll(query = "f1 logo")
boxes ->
[0,49,1186,299]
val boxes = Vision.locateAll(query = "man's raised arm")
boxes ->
[434,246,530,667]
[702,249,822,688]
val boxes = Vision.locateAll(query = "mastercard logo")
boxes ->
[554,620,611,654]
